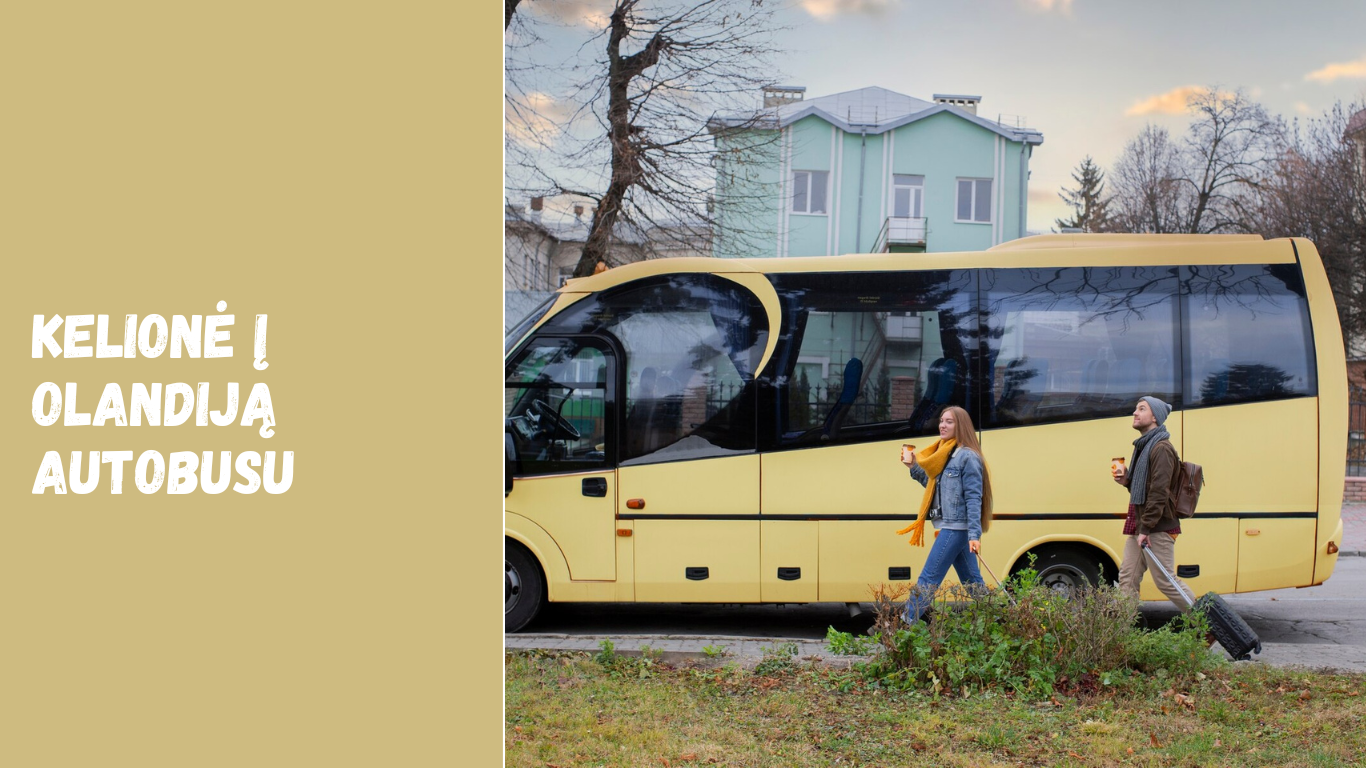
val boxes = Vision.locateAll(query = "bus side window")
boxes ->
[505,338,613,475]
[769,270,977,445]
[1183,264,1317,407]
[536,273,770,466]
[982,267,1181,428]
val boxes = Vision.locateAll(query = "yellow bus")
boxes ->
[503,234,1346,632]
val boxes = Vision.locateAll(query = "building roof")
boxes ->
[505,202,707,247]
[709,85,1043,145]
[1347,108,1366,138]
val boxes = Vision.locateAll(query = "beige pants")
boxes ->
[1119,532,1193,611]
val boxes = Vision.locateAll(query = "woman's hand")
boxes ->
[969,540,980,554]
[902,452,919,469]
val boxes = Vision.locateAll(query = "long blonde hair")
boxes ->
[940,405,993,532]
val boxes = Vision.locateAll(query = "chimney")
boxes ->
[763,85,806,109]
[933,94,981,116]
[530,197,543,212]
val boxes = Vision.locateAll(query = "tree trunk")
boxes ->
[505,0,520,30]
[574,0,666,277]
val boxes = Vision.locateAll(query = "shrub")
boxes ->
[832,562,1221,699]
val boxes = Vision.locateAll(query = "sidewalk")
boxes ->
[505,633,1366,674]
[505,633,867,669]
[1342,502,1366,555]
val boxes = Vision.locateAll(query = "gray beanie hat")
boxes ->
[1141,396,1172,426]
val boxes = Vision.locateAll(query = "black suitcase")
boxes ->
[1142,543,1262,661]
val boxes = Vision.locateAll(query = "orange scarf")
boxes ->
[896,438,957,547]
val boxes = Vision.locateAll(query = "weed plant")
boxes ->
[829,563,1221,699]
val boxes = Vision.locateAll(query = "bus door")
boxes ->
[505,336,617,581]
[759,269,978,603]
[607,276,770,603]
[619,455,760,602]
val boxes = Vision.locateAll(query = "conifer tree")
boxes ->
[1055,156,1112,232]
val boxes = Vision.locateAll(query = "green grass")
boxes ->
[506,650,1366,767]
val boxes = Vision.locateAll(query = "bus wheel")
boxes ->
[505,541,544,633]
[1020,546,1103,596]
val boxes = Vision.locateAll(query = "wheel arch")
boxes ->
[1006,535,1121,583]
[505,511,570,602]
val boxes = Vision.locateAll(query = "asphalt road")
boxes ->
[529,557,1366,647]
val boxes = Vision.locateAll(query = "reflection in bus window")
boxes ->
[769,270,976,444]
[505,338,611,475]
[537,274,769,465]
[1183,264,1316,407]
[982,267,1180,428]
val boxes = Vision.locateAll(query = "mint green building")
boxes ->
[709,86,1044,257]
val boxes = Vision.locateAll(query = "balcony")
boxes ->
[872,217,927,253]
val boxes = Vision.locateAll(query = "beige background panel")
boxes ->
[0,4,496,766]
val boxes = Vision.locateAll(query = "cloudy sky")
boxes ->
[511,0,1366,234]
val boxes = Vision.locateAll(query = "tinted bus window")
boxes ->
[982,267,1180,428]
[1183,264,1317,407]
[537,274,768,465]
[767,270,977,445]
[505,338,612,475]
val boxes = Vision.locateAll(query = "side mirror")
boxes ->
[505,430,518,496]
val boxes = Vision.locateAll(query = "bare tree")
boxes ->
[1258,102,1366,352]
[505,0,786,276]
[1178,88,1283,233]
[1109,125,1187,234]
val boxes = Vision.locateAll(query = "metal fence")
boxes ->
[1350,386,1366,477]
[703,382,891,428]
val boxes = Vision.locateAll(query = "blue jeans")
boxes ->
[903,528,984,623]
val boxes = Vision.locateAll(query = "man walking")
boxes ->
[1113,396,1193,611]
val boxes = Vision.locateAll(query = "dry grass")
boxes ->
[506,649,1366,767]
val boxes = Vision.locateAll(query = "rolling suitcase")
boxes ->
[1142,543,1262,661]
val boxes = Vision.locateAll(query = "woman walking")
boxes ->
[897,405,994,623]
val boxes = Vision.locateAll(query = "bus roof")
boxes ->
[561,234,1297,294]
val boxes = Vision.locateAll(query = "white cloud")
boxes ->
[800,0,900,21]
[1124,85,1231,116]
[1295,101,1313,115]
[1305,54,1366,83]
[527,0,611,27]
[1020,0,1074,13]
[507,92,572,145]
[1250,86,1263,99]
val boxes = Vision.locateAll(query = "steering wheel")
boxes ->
[531,399,581,440]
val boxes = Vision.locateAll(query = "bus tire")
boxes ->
[1016,545,1105,595]
[505,540,545,633]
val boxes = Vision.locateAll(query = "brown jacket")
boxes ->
[1121,439,1179,534]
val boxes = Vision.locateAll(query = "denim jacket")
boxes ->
[909,448,985,541]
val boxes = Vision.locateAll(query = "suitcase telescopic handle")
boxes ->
[1139,540,1196,609]
[975,553,1017,605]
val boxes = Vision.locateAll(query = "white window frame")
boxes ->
[955,177,993,224]
[791,169,829,215]
[891,174,924,219]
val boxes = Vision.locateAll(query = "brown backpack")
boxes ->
[1171,459,1204,519]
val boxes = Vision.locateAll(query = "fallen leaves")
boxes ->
[1150,733,1163,748]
